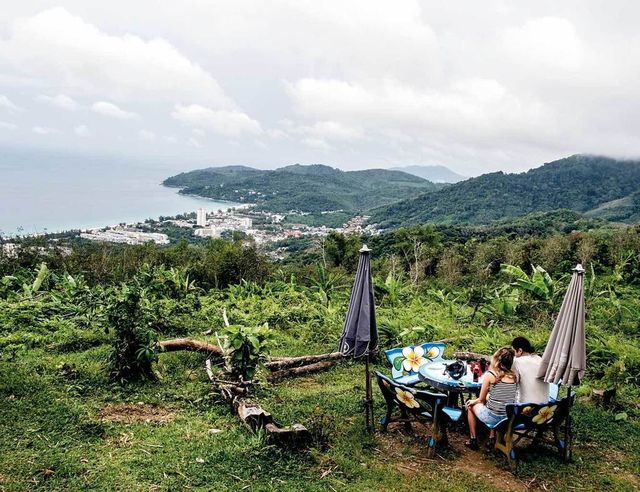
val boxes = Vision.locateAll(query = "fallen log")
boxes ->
[158,338,223,356]
[266,352,342,371]
[267,360,338,382]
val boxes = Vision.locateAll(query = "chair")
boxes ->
[375,371,462,457]
[384,342,445,386]
[488,392,574,471]
[548,383,560,401]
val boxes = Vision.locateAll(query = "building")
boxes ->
[196,208,207,227]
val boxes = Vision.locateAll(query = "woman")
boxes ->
[465,346,518,450]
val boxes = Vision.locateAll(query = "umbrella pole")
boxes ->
[365,354,374,433]
[565,385,573,463]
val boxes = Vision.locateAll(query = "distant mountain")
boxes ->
[164,164,437,213]
[372,155,640,227]
[390,165,467,183]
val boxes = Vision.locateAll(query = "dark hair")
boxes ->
[512,336,535,353]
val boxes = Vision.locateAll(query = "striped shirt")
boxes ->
[486,370,517,415]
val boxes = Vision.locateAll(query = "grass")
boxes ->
[1,342,638,491]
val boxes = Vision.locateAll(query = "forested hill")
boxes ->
[163,164,437,213]
[372,155,640,227]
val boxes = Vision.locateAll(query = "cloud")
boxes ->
[0,121,18,130]
[171,104,262,137]
[91,101,139,120]
[503,17,583,72]
[36,94,80,111]
[0,95,22,112]
[138,129,156,141]
[74,125,89,137]
[0,7,234,106]
[32,126,59,135]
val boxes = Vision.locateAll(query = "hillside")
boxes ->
[391,164,467,183]
[164,164,437,213]
[372,155,640,227]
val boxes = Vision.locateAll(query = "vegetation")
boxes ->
[1,222,640,490]
[163,164,437,214]
[373,155,640,227]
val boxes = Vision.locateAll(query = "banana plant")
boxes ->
[500,263,554,302]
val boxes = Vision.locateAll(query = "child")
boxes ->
[465,346,518,450]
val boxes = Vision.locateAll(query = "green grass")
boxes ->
[1,342,638,491]
[1,270,639,491]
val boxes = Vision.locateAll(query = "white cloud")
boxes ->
[36,94,80,111]
[503,17,583,72]
[187,137,202,148]
[91,101,139,120]
[32,126,59,135]
[0,7,234,106]
[0,95,22,112]
[171,104,262,138]
[164,135,178,144]
[0,121,18,130]
[74,124,89,137]
[138,129,156,141]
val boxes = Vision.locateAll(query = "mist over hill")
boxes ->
[390,165,467,183]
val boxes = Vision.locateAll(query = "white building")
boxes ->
[196,208,207,227]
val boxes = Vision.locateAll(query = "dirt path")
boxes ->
[377,422,533,491]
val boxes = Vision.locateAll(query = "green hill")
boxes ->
[372,155,640,227]
[164,164,437,213]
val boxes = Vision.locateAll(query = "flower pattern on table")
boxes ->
[401,346,428,372]
[395,387,420,409]
[532,405,557,424]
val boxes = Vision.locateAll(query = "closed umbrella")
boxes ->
[538,263,586,461]
[338,245,378,432]
[538,264,586,385]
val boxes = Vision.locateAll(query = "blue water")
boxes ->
[0,148,233,236]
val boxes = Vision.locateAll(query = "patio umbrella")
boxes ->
[338,244,378,432]
[537,263,586,460]
[538,263,586,386]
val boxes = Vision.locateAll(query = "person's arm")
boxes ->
[466,372,494,407]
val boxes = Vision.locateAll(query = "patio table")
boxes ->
[418,359,484,408]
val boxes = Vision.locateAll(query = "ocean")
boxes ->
[0,148,233,236]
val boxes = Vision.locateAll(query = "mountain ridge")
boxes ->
[163,164,438,213]
[372,154,640,227]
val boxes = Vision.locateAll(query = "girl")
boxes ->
[465,346,518,450]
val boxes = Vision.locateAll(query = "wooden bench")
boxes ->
[488,392,574,471]
[375,371,462,457]
[384,342,445,386]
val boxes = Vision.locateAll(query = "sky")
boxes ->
[1,1,640,175]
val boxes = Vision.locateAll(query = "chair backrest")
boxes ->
[548,383,560,401]
[505,393,573,430]
[385,342,445,380]
[375,371,447,417]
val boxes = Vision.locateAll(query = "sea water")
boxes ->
[0,148,234,236]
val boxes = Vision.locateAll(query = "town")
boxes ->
[72,206,379,251]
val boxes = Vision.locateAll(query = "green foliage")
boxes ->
[374,155,640,227]
[105,281,158,382]
[501,263,554,302]
[222,323,274,381]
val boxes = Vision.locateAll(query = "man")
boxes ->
[512,336,550,404]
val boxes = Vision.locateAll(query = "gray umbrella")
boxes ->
[339,245,378,358]
[338,244,378,432]
[538,264,586,386]
[537,263,586,462]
